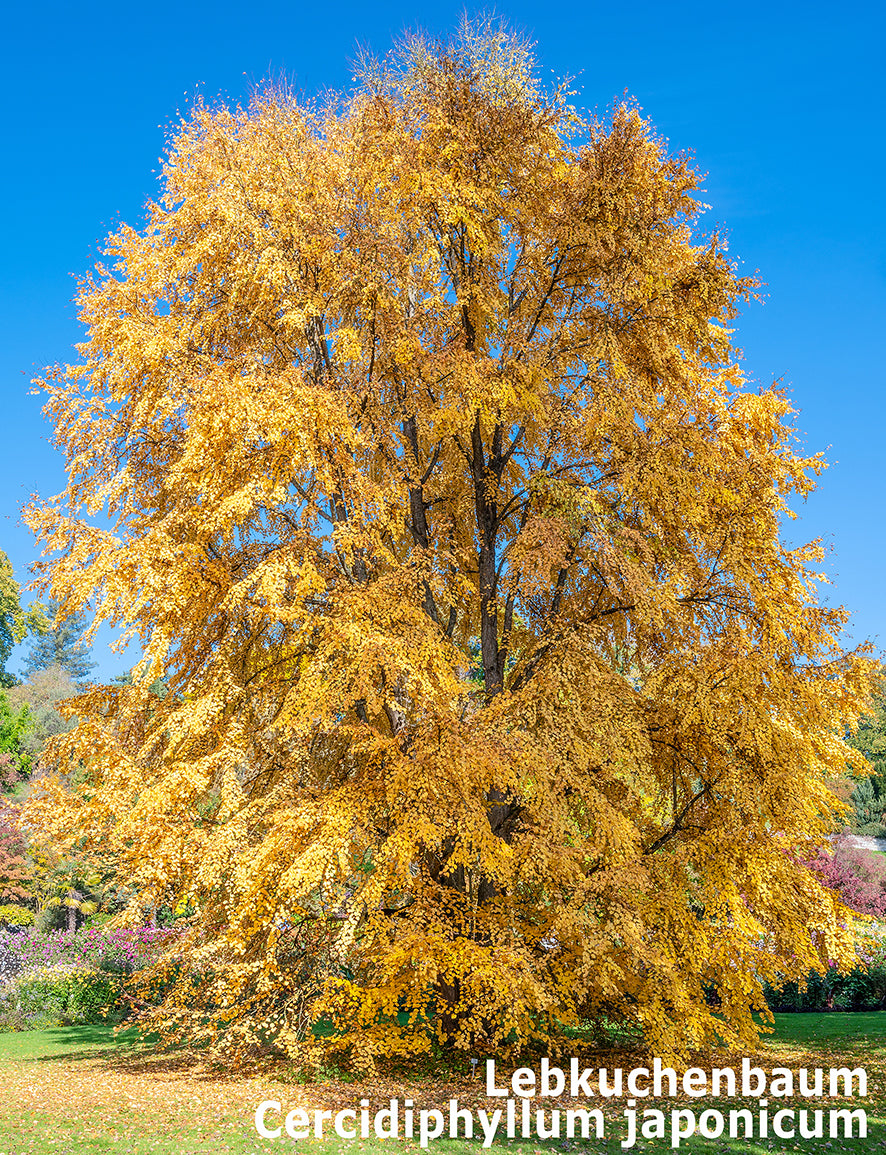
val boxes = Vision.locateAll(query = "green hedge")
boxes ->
[765,964,886,1011]
[0,965,124,1029]
[765,929,886,1012]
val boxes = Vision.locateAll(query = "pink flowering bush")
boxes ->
[806,834,886,916]
[0,924,181,1028]
[0,924,178,988]
[761,842,886,1012]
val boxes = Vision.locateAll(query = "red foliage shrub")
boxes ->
[807,834,886,917]
[0,803,31,903]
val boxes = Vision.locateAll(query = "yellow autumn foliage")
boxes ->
[24,25,878,1066]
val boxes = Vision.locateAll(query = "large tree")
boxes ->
[21,599,95,682]
[0,549,45,688]
[25,26,878,1063]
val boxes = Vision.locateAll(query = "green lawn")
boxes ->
[0,1023,137,1060]
[768,1010,886,1046]
[1,1015,884,1154]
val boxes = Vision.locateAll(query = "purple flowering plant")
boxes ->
[0,924,178,982]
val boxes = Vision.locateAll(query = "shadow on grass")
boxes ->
[7,1010,886,1090]
[0,1023,143,1063]
[1,1021,240,1077]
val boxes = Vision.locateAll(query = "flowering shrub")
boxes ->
[0,965,122,1029]
[805,835,886,916]
[0,924,177,976]
[765,845,886,1011]
[0,924,180,1030]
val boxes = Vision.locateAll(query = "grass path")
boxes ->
[2,1015,885,1154]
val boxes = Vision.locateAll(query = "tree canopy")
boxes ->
[25,25,879,1064]
[0,549,45,689]
[21,599,95,682]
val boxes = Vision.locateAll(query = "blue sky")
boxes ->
[1,0,883,680]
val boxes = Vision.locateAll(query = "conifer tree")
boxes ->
[21,599,95,682]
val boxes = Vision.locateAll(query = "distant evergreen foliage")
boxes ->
[21,601,95,681]
[111,669,169,699]
[852,773,886,834]
[847,684,886,835]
